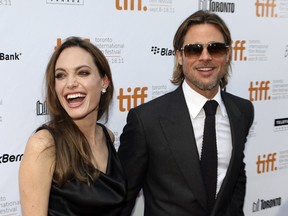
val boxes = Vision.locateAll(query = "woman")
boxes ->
[19,37,126,216]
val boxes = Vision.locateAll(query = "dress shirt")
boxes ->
[182,80,232,195]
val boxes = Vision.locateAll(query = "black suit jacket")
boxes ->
[118,86,254,216]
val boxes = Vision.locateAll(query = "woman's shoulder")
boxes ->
[97,123,115,143]
[106,127,115,143]
[26,127,55,154]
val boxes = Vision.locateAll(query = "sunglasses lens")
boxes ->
[207,43,228,57]
[182,43,228,58]
[184,44,203,57]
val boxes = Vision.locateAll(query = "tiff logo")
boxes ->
[232,40,246,61]
[248,81,270,102]
[255,0,277,17]
[116,0,148,11]
[36,100,48,116]
[117,87,148,112]
[256,153,277,174]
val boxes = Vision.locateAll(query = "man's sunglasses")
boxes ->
[180,42,229,58]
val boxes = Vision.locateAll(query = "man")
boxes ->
[118,10,254,216]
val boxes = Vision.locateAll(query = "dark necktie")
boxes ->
[200,100,218,211]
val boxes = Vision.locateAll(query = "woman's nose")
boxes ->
[67,76,78,89]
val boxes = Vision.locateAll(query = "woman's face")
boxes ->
[54,47,108,121]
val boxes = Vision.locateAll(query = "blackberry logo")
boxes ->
[151,46,175,56]
[0,154,23,163]
[151,46,160,54]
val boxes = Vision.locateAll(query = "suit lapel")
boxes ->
[159,86,208,210]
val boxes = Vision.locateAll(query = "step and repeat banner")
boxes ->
[0,0,288,215]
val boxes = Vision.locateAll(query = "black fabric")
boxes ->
[201,100,218,212]
[39,123,126,216]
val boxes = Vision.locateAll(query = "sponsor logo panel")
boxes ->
[0,153,23,164]
[271,79,288,100]
[274,117,288,132]
[199,0,236,13]
[0,196,20,215]
[256,152,277,174]
[115,0,176,13]
[151,46,175,56]
[116,84,170,112]
[256,150,288,174]
[248,121,257,138]
[36,100,49,116]
[248,80,271,102]
[252,197,282,212]
[95,37,125,65]
[278,149,288,170]
[0,52,22,61]
[0,0,12,6]
[232,40,269,62]
[248,79,288,102]
[117,87,148,112]
[255,0,288,18]
[46,0,84,5]
[55,37,125,65]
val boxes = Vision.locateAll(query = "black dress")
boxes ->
[39,124,126,216]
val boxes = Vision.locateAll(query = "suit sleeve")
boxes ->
[230,101,254,216]
[230,159,246,216]
[118,108,148,216]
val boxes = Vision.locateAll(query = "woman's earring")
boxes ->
[101,88,106,94]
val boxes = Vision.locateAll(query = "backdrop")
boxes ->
[0,0,288,215]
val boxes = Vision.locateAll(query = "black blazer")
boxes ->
[118,86,254,216]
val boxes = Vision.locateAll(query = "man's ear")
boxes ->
[176,50,183,66]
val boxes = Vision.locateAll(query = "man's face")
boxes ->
[176,23,230,99]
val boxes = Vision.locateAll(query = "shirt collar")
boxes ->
[182,80,228,119]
